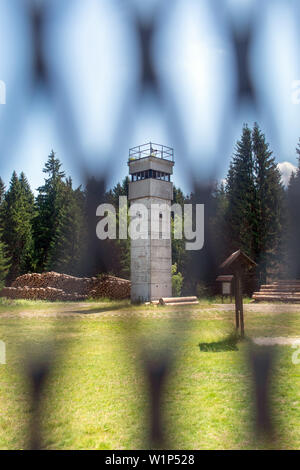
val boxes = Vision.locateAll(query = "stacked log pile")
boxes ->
[89,275,131,300]
[253,280,300,302]
[0,286,86,301]
[0,272,130,301]
[12,272,91,295]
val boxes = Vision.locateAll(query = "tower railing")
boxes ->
[129,142,174,162]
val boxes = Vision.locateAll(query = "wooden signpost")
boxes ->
[216,274,234,303]
[219,250,257,338]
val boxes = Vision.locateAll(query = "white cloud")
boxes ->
[277,161,297,186]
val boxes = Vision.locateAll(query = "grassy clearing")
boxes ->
[0,299,299,449]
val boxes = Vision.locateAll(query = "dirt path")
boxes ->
[252,336,300,346]
[0,301,300,319]
[212,303,300,314]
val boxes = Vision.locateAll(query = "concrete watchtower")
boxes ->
[128,142,174,303]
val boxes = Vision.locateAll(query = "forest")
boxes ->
[0,122,300,295]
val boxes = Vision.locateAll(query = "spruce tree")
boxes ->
[104,177,130,278]
[286,140,300,278]
[0,238,10,288]
[172,185,188,280]
[1,171,34,280]
[225,124,256,258]
[0,178,5,206]
[84,176,116,276]
[34,150,66,271]
[252,123,284,283]
[46,178,87,275]
[105,177,129,206]
[210,182,229,263]
[19,172,35,271]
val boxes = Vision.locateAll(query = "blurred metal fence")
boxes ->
[0,0,299,450]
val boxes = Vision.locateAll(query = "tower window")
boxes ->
[131,170,171,181]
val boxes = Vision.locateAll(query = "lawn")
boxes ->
[0,298,299,450]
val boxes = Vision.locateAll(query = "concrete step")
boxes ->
[253,279,300,302]
[260,286,300,292]
[255,290,300,296]
[253,294,300,302]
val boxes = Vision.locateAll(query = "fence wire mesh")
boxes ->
[0,0,299,450]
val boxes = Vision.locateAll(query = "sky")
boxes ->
[0,0,299,193]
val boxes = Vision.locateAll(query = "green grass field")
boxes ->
[0,298,299,450]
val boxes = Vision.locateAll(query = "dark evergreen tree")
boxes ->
[34,150,66,271]
[0,238,10,288]
[19,172,35,271]
[105,177,129,206]
[104,177,130,278]
[183,183,217,295]
[286,140,300,278]
[210,182,229,263]
[252,123,285,283]
[225,124,256,258]
[46,178,87,275]
[1,171,34,280]
[172,185,188,280]
[84,176,115,276]
[0,178,5,206]
[223,123,284,286]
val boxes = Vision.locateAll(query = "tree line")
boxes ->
[0,123,299,292]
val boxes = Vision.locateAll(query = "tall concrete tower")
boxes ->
[128,142,174,303]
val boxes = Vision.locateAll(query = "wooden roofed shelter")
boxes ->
[219,250,257,337]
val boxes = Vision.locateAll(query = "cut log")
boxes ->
[159,296,198,305]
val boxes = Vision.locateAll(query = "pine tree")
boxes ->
[104,177,130,278]
[223,123,284,284]
[0,178,5,206]
[84,176,118,277]
[19,172,35,271]
[105,177,129,206]
[286,140,300,278]
[34,150,66,271]
[46,178,87,275]
[0,171,34,280]
[172,185,188,279]
[225,124,256,258]
[252,123,284,283]
[0,238,10,288]
[210,182,229,263]
[184,183,218,294]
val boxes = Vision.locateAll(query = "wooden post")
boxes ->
[239,275,245,338]
[234,275,239,329]
[235,270,245,338]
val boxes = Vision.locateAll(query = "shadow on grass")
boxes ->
[199,334,240,352]
[67,304,131,315]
